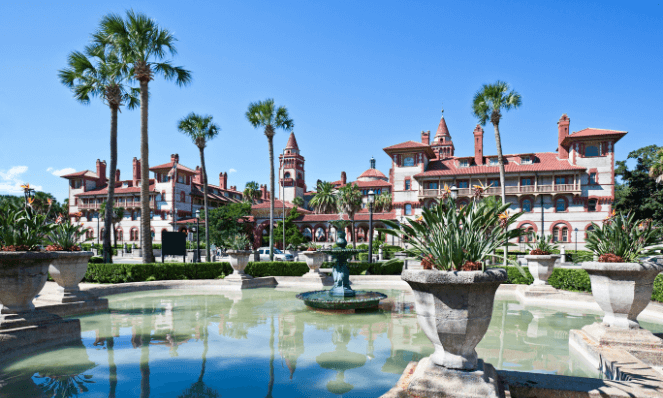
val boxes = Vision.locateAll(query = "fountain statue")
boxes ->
[296,217,387,312]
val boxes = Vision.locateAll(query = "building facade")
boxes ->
[63,154,245,245]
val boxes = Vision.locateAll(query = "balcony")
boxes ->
[419,184,580,198]
[78,200,156,209]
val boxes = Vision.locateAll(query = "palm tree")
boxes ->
[309,181,338,214]
[337,183,362,248]
[97,10,192,263]
[246,99,294,261]
[59,40,138,264]
[649,148,663,183]
[292,196,304,208]
[375,192,392,213]
[178,112,220,262]
[472,81,522,265]
[100,202,125,250]
[243,181,262,204]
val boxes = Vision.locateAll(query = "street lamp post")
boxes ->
[574,228,578,253]
[97,211,100,247]
[367,190,375,264]
[282,148,286,253]
[450,184,458,201]
[195,209,201,263]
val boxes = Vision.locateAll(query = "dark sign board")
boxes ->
[162,231,186,262]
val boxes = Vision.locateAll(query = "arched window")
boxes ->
[588,199,597,212]
[404,204,412,215]
[552,226,559,242]
[297,173,302,180]
[284,172,291,179]
[522,199,532,212]
[553,223,568,242]
[585,146,599,157]
[585,225,595,239]
[556,198,567,212]
[130,228,138,241]
[403,157,415,167]
[519,225,535,243]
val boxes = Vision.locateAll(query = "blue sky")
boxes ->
[1,1,661,202]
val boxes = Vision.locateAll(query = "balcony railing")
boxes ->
[419,184,579,198]
[78,200,156,209]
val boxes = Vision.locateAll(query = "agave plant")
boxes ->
[526,234,558,255]
[0,202,55,251]
[223,233,251,251]
[586,212,662,262]
[45,220,89,251]
[379,197,525,271]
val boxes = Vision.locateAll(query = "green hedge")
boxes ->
[244,262,309,277]
[494,266,663,302]
[84,262,233,284]
[322,261,404,275]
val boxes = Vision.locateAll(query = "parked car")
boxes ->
[258,247,294,261]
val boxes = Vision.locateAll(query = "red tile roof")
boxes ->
[191,183,243,203]
[150,162,196,173]
[285,132,299,150]
[296,211,397,223]
[353,180,392,188]
[358,168,387,179]
[75,179,159,196]
[251,200,312,214]
[435,116,450,138]
[414,152,585,178]
[60,170,99,179]
[560,128,627,146]
[383,141,436,157]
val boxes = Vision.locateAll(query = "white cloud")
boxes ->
[50,167,76,177]
[46,167,53,172]
[0,166,42,194]
[229,168,237,174]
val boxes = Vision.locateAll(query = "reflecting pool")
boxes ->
[2,288,662,397]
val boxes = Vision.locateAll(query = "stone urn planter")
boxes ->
[0,252,57,314]
[226,250,252,280]
[300,251,325,276]
[582,261,663,329]
[48,251,94,303]
[524,254,560,285]
[401,268,507,370]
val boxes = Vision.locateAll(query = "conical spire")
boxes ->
[435,109,450,138]
[285,132,299,150]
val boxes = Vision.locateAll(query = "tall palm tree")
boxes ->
[309,181,338,214]
[291,196,304,208]
[246,99,294,261]
[243,181,262,204]
[100,202,125,250]
[97,10,192,263]
[178,112,220,262]
[59,41,138,264]
[337,183,362,248]
[375,192,392,213]
[472,81,522,265]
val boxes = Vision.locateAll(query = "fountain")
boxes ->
[296,219,387,312]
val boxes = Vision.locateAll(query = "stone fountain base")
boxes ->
[381,356,504,398]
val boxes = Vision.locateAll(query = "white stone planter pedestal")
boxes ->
[525,254,560,285]
[226,250,252,280]
[300,251,325,276]
[48,251,94,303]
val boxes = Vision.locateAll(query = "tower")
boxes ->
[279,132,306,203]
[430,109,455,158]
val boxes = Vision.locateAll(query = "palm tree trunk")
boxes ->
[268,134,275,261]
[492,121,508,266]
[199,146,211,261]
[139,79,155,263]
[103,105,118,263]
[108,336,117,398]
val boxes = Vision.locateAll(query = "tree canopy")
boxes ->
[273,207,306,249]
[205,202,253,247]
[615,145,663,221]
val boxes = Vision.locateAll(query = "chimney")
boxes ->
[260,184,269,201]
[230,185,236,191]
[132,157,141,186]
[194,166,202,184]
[341,171,347,185]
[473,125,484,165]
[219,172,228,190]
[96,160,107,185]
[558,114,570,160]
[421,130,430,145]
[171,153,179,163]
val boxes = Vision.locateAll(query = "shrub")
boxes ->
[89,256,104,264]
[653,274,663,303]
[322,261,404,275]
[84,262,232,283]
[548,268,592,293]
[244,262,309,277]
[491,266,533,285]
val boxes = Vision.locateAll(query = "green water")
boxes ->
[1,288,662,397]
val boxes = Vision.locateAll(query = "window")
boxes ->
[522,199,532,212]
[552,227,559,242]
[284,172,291,178]
[553,224,568,243]
[556,198,567,212]
[298,173,302,180]
[585,146,599,157]
[488,179,500,187]
[177,175,185,184]
[521,156,531,164]
[589,173,597,184]
[521,178,532,186]
[459,160,469,167]
[586,225,595,239]
[403,157,415,167]
[457,181,469,188]
[404,180,411,190]
[555,177,566,185]
[131,211,136,221]
[428,182,438,189]
[130,228,139,241]
[489,158,498,166]
[180,191,186,202]
[404,204,412,215]
[588,199,597,212]
[561,228,568,242]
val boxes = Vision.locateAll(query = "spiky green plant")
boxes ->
[224,233,251,251]
[586,212,662,262]
[0,203,55,251]
[46,221,89,251]
[526,234,558,255]
[379,197,525,271]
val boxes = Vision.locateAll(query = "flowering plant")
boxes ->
[526,234,558,255]
[586,211,662,262]
[45,219,89,251]
[379,197,525,271]
[0,202,56,251]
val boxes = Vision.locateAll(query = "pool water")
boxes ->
[1,288,662,397]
